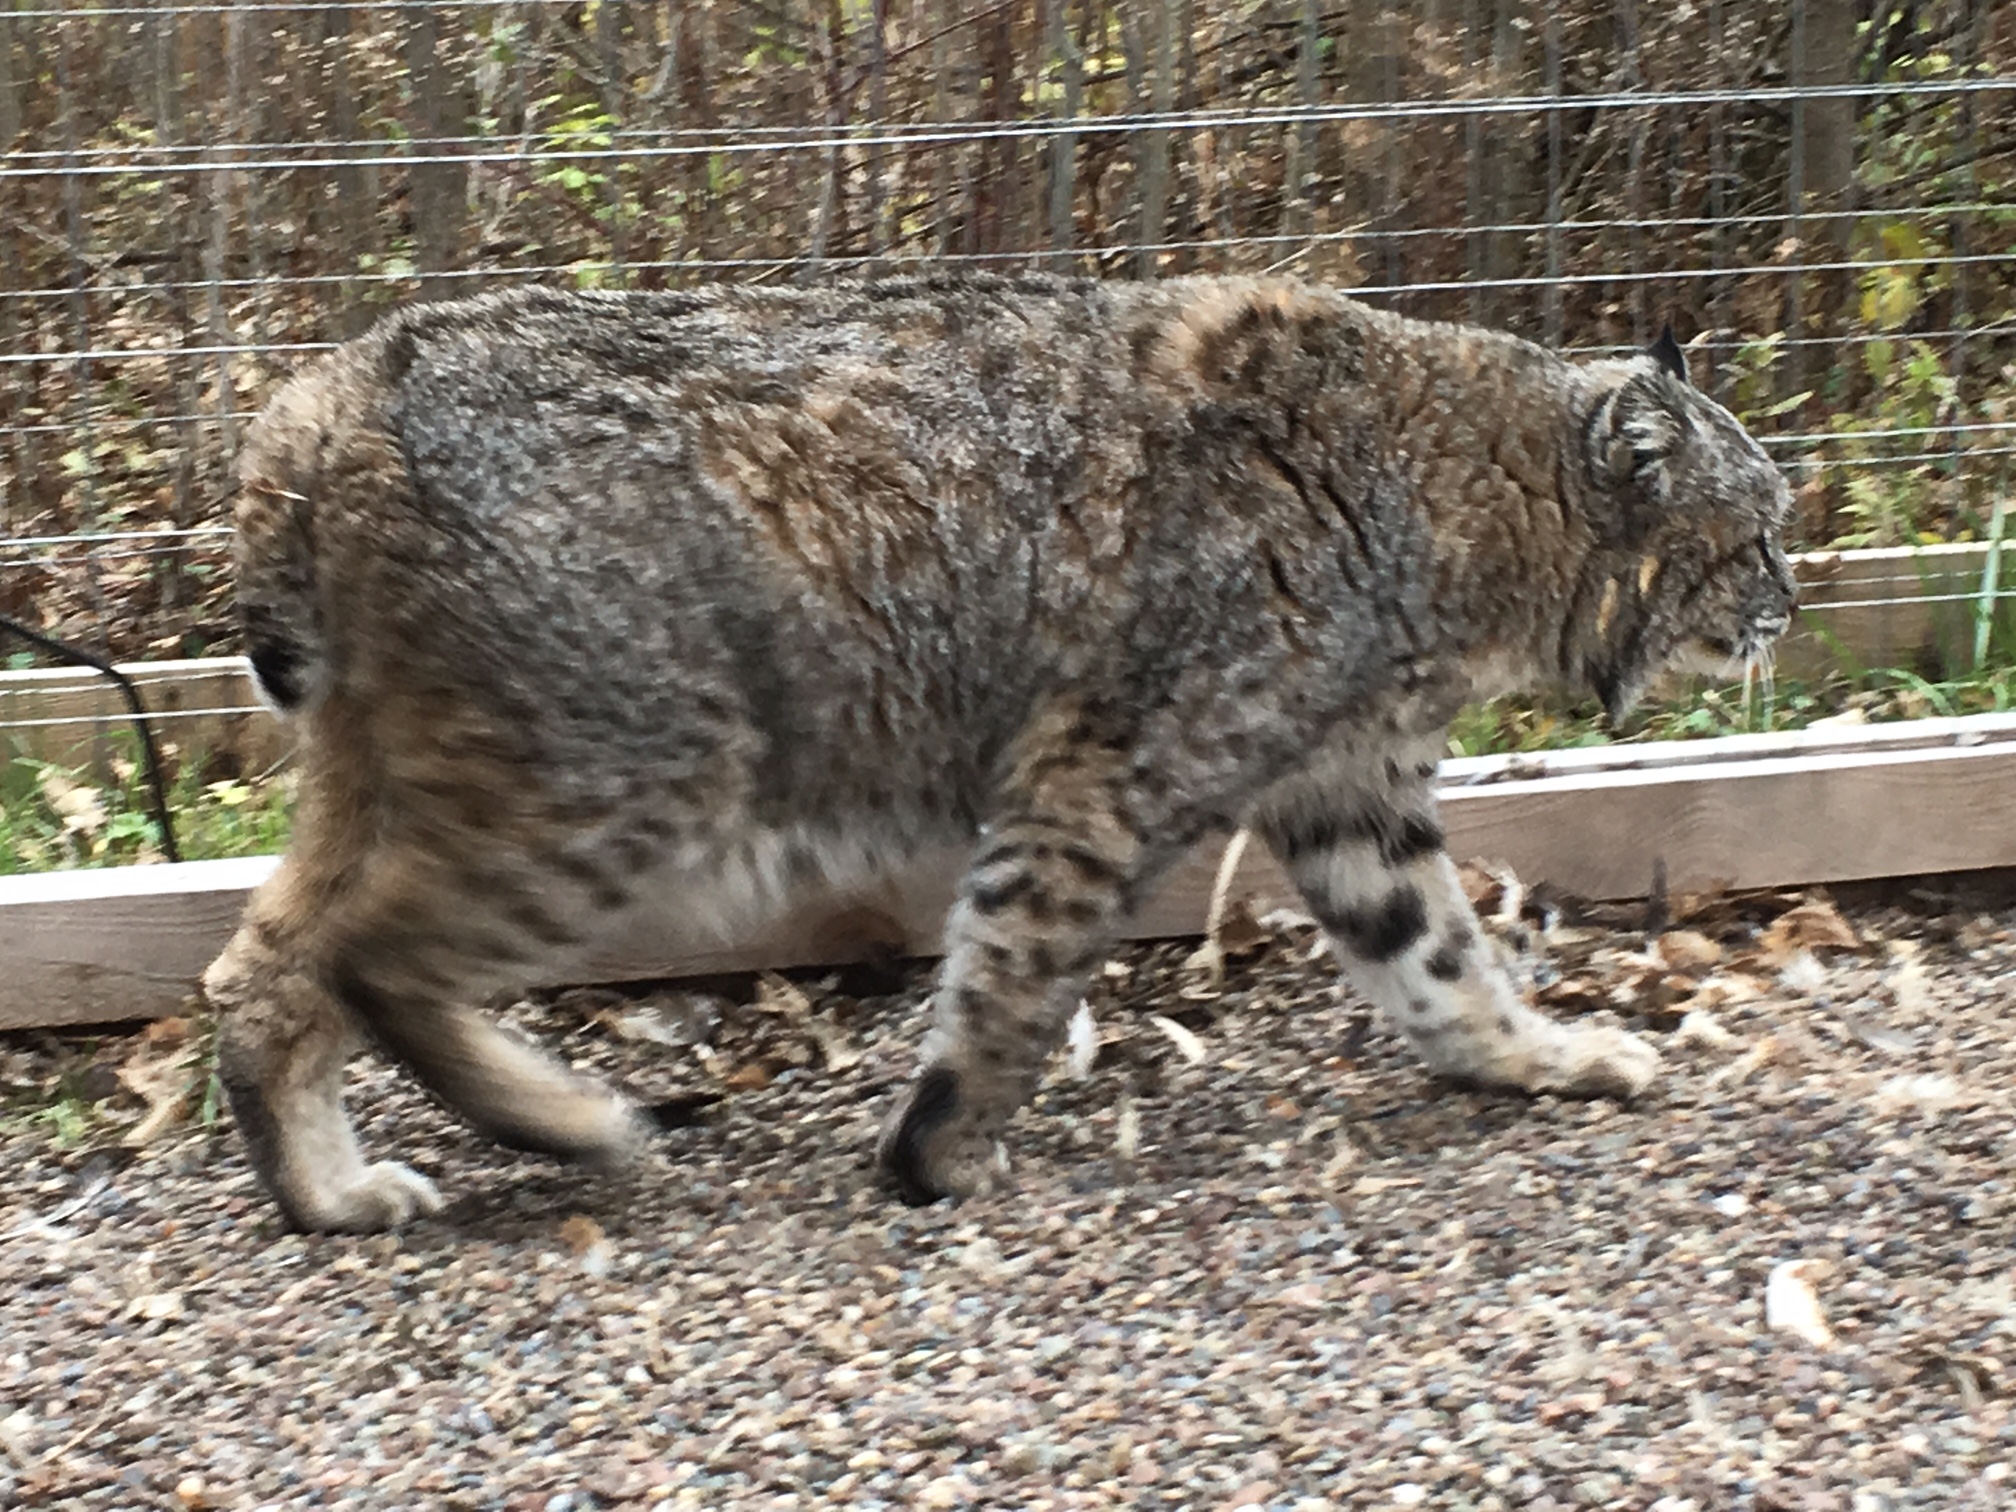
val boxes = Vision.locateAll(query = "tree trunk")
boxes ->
[1134,0,1176,277]
[1797,0,1858,251]
[406,3,470,299]
[1045,0,1083,264]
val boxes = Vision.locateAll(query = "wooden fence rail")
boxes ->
[3,544,2002,773]
[7,712,2016,1031]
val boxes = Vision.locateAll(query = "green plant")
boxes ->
[0,739,294,875]
[1,1061,110,1150]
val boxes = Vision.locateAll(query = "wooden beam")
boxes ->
[0,657,292,774]
[1782,541,1999,680]
[0,858,272,1032]
[0,542,2000,783]
[8,715,2016,1032]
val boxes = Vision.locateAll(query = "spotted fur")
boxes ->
[200,275,1795,1230]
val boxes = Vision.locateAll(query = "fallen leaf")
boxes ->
[1669,880,1734,925]
[1871,1073,1971,1116]
[1350,1175,1422,1196]
[117,1039,199,1147]
[1709,1034,1782,1086]
[1212,896,1270,957]
[141,1016,193,1049]
[1455,859,1504,909]
[1656,930,1723,974]
[558,1214,605,1255]
[1888,960,1935,1015]
[1269,1282,1326,1308]
[1181,830,1256,992]
[1762,899,1859,960]
[1147,1014,1208,1065]
[722,1063,773,1092]
[1538,979,1607,1013]
[1485,863,1526,927]
[1178,938,1225,991]
[1690,973,1767,1010]
[127,1291,186,1322]
[1320,1139,1362,1184]
[1777,950,1830,995]
[1834,1009,1913,1055]
[38,767,107,836]
[754,973,814,1021]
[1063,1000,1099,1080]
[806,1020,863,1073]
[598,999,721,1049]
[1675,1010,1737,1049]
[1765,1259,1837,1349]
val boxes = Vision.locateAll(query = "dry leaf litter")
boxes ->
[4,870,2015,1511]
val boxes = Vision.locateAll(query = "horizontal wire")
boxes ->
[0,0,535,15]
[0,342,325,367]
[0,528,234,547]
[3,316,2006,364]
[1814,590,2016,611]
[5,77,2014,164]
[1761,421,2016,445]
[0,706,267,731]
[8,405,2014,456]
[1,255,2011,370]
[4,205,2013,309]
[0,548,228,566]
[7,414,2016,457]
[0,418,238,436]
[6,80,2015,180]
[1778,449,2016,471]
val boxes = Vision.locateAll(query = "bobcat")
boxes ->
[200,274,1796,1232]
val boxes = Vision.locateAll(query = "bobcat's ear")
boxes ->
[1648,323,1689,385]
[1593,373,1685,491]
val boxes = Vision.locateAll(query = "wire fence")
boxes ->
[1,0,2013,717]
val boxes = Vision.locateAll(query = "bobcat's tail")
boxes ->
[231,344,402,717]
[234,473,326,716]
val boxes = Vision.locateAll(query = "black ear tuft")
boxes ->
[1649,323,1689,385]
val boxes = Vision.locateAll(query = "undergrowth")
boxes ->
[0,739,293,875]
[1449,662,2015,757]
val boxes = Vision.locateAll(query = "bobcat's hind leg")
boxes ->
[207,831,654,1233]
[204,873,445,1233]
[1257,740,1659,1100]
[879,721,1175,1205]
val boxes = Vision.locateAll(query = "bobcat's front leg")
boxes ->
[879,715,1172,1205]
[1258,742,1660,1100]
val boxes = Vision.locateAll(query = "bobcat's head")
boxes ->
[1575,327,1798,721]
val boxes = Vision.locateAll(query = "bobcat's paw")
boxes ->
[284,1160,445,1234]
[1540,1025,1661,1101]
[877,1068,1003,1206]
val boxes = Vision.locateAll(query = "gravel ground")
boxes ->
[4,873,2014,1511]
